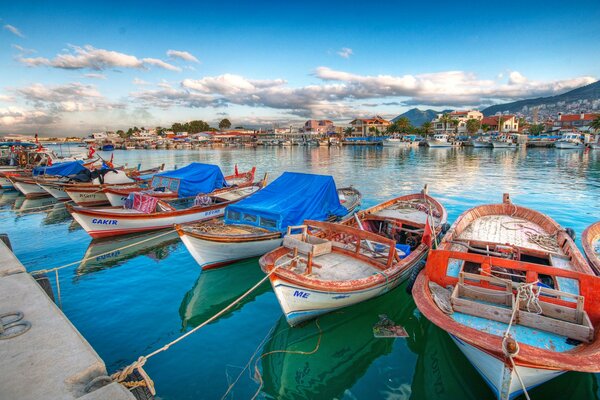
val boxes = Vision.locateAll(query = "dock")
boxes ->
[0,238,135,400]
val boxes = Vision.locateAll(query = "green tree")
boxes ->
[368,126,376,136]
[465,119,481,136]
[529,123,545,135]
[439,113,452,133]
[421,121,432,135]
[395,117,412,133]
[171,122,185,133]
[450,119,460,135]
[481,124,490,133]
[590,115,600,133]
[344,127,353,137]
[116,129,125,138]
[218,118,232,130]
[188,120,210,133]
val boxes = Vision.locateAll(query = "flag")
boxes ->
[234,164,239,175]
[47,157,52,166]
[422,217,433,247]
[108,153,114,168]
[88,146,96,158]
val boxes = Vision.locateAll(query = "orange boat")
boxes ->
[582,221,600,274]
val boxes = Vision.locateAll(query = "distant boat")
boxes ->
[491,134,517,148]
[554,131,584,149]
[101,144,115,151]
[382,134,412,147]
[426,134,453,147]
[471,136,493,148]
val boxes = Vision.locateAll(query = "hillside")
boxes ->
[391,108,451,126]
[482,80,600,116]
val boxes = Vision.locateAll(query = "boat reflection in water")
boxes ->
[179,258,270,330]
[0,191,20,208]
[259,285,417,399]
[76,229,180,276]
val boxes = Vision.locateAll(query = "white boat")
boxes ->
[491,135,516,148]
[37,182,71,200]
[555,131,584,149]
[9,176,49,198]
[471,137,493,148]
[176,173,361,270]
[382,135,412,147]
[427,134,453,147]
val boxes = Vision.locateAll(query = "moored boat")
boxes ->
[382,135,412,147]
[554,131,584,149]
[471,136,493,148]
[412,193,597,399]
[68,182,263,239]
[427,134,453,148]
[491,135,517,148]
[582,221,600,274]
[176,173,360,270]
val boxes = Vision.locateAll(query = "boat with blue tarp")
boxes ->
[175,172,361,270]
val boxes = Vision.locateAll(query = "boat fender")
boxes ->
[405,259,426,294]
[441,223,451,234]
[565,227,576,241]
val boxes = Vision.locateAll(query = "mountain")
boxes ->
[392,108,452,126]
[482,80,600,116]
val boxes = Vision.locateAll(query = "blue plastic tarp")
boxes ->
[224,172,347,231]
[32,160,87,177]
[151,163,227,197]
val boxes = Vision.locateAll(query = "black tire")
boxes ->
[441,223,451,234]
[406,259,426,294]
[566,227,576,241]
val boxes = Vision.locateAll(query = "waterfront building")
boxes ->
[553,112,599,132]
[480,115,519,133]
[349,116,390,136]
[432,110,483,134]
[303,119,334,134]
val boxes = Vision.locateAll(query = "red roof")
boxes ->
[450,111,468,115]
[558,113,598,122]
[481,115,515,125]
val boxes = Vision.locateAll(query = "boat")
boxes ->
[63,170,145,206]
[554,131,584,149]
[582,221,600,274]
[491,135,517,148]
[382,134,412,147]
[103,165,256,206]
[411,193,598,399]
[175,172,361,270]
[471,136,493,148]
[67,170,264,238]
[9,160,90,199]
[427,134,453,148]
[101,144,115,151]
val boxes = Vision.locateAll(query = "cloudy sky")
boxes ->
[1,0,599,135]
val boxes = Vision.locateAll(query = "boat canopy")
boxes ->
[224,172,347,231]
[32,160,87,177]
[151,163,227,197]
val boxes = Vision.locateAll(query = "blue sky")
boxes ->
[1,0,599,135]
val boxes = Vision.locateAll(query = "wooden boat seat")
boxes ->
[283,233,332,256]
[450,271,594,343]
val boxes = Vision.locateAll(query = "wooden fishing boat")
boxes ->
[103,166,256,206]
[8,175,50,198]
[412,193,598,399]
[67,183,263,238]
[176,172,361,270]
[582,221,600,274]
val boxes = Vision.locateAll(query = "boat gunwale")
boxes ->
[582,221,600,275]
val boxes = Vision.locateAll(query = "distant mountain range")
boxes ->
[391,108,451,126]
[481,80,600,116]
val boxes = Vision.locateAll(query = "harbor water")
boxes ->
[2,145,600,399]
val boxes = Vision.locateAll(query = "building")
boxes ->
[349,116,390,136]
[553,112,598,131]
[432,110,483,134]
[480,115,519,133]
[303,120,334,134]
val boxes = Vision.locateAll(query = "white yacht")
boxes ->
[426,134,453,147]
[555,131,584,149]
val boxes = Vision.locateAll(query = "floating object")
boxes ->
[412,193,598,400]
[176,172,360,270]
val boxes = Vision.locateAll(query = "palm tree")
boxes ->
[465,119,481,136]
[344,127,353,137]
[590,115,600,133]
[395,117,411,133]
[421,121,432,135]
[439,113,452,134]
[450,119,460,135]
[481,124,490,133]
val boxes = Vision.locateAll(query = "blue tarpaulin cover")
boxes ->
[32,160,87,177]
[151,163,227,197]
[224,172,347,231]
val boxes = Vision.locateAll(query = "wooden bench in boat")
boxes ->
[450,271,594,343]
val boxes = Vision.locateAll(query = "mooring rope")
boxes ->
[110,257,296,394]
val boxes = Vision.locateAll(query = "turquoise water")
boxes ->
[2,145,600,400]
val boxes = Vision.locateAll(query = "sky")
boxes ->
[1,0,599,135]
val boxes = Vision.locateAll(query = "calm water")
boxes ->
[2,145,600,400]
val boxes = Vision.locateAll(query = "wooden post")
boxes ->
[307,251,313,275]
[291,247,298,269]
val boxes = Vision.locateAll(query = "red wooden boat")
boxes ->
[582,221,600,275]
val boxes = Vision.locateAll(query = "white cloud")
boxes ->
[167,49,200,63]
[15,82,122,113]
[0,94,13,102]
[337,47,353,59]
[132,78,151,86]
[18,45,180,72]
[84,73,107,80]
[11,44,36,54]
[3,24,24,38]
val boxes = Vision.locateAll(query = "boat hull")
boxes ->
[472,141,492,148]
[65,188,110,206]
[38,183,71,200]
[0,176,15,190]
[179,233,283,270]
[427,140,452,147]
[12,180,49,198]
[491,142,516,148]
[451,336,564,400]
[555,141,583,149]
[382,139,411,147]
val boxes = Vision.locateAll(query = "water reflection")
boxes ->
[259,286,418,399]
[76,229,179,276]
[179,258,270,330]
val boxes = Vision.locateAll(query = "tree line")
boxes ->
[117,119,233,138]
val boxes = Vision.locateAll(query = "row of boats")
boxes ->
[3,157,600,399]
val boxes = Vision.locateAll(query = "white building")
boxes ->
[432,110,483,134]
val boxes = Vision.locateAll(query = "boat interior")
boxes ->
[272,222,398,281]
[165,185,260,211]
[426,250,596,353]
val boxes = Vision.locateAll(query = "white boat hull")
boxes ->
[180,234,283,269]
[271,265,412,326]
[12,180,49,198]
[66,189,110,206]
[70,206,227,238]
[555,141,583,149]
[427,140,453,147]
[105,191,130,207]
[491,142,516,148]
[38,183,71,200]
[0,176,15,190]
[472,141,492,148]
[451,336,564,400]
[382,139,411,147]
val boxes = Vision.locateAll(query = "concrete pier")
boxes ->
[0,240,135,400]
